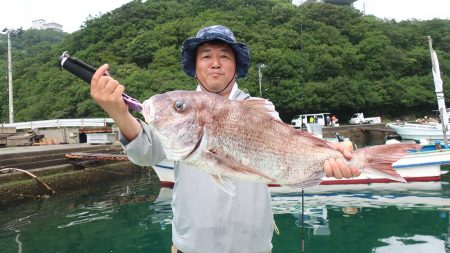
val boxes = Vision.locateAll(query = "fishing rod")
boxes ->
[301,188,305,253]
[58,51,143,112]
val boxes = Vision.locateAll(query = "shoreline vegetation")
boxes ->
[0,1,449,123]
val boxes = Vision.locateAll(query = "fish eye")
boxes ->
[173,100,186,112]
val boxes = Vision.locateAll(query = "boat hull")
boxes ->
[387,122,450,142]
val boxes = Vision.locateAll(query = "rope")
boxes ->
[0,168,55,194]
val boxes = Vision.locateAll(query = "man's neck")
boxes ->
[196,82,238,99]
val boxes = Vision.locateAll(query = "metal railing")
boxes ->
[0,118,115,130]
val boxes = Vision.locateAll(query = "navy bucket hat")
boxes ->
[181,25,250,79]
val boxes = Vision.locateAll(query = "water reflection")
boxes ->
[147,187,173,230]
[145,181,450,252]
[57,200,115,228]
[268,181,450,252]
[1,176,450,253]
[375,235,446,253]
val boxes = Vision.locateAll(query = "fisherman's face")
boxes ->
[195,42,237,96]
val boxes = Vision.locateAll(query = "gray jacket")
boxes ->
[119,86,274,253]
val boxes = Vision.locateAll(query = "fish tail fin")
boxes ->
[352,143,420,182]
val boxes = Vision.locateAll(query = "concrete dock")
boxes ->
[0,143,151,207]
[323,123,394,146]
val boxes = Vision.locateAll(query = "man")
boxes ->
[90,25,360,253]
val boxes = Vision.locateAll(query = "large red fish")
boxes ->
[142,91,419,191]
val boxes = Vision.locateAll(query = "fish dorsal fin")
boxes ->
[239,98,328,148]
[237,98,282,122]
[238,98,273,113]
[210,174,236,196]
[290,128,330,148]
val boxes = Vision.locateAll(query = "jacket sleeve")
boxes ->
[118,119,166,166]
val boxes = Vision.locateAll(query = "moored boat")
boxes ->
[386,122,449,143]
[388,36,449,145]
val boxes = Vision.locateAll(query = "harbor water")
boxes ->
[1,172,450,253]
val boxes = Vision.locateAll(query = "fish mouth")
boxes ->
[185,129,204,158]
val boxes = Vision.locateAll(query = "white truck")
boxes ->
[349,113,381,124]
[291,113,331,128]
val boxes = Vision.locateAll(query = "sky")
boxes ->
[0,0,132,33]
[1,0,450,34]
[352,0,450,21]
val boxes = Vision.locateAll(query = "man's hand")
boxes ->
[91,64,142,141]
[324,142,360,179]
[91,64,128,118]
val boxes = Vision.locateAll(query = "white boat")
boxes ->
[386,122,449,142]
[152,144,450,189]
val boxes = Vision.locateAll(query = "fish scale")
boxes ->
[207,111,337,183]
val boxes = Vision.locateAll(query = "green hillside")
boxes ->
[0,0,449,123]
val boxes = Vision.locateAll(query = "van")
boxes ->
[291,113,331,128]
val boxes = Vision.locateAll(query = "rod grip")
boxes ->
[59,53,97,84]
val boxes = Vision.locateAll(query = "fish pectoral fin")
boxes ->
[284,171,324,190]
[206,150,276,183]
[210,174,236,196]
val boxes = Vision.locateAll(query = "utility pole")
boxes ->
[2,28,17,123]
[257,64,266,98]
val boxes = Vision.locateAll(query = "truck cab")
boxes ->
[349,113,381,124]
[349,113,365,124]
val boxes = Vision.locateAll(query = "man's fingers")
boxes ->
[103,79,119,94]
[328,142,353,160]
[324,160,332,177]
[331,160,343,179]
[112,84,126,106]
[336,143,352,160]
[113,84,125,97]
[351,167,361,177]
[325,158,344,179]
[338,159,352,178]
[91,64,109,89]
[343,149,352,160]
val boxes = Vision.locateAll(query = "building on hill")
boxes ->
[293,0,357,6]
[31,19,63,32]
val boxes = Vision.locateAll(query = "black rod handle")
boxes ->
[58,52,142,112]
[59,52,97,83]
